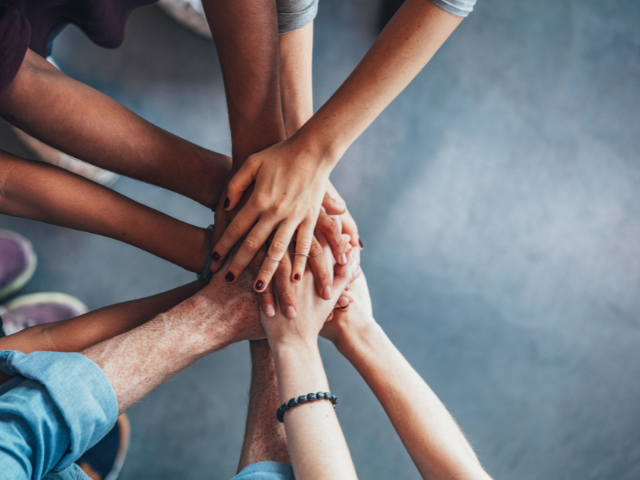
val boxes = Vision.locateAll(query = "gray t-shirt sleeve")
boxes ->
[276,0,319,34]
[427,0,476,17]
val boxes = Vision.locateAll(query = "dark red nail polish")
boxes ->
[294,273,301,281]
[358,239,364,249]
[212,251,220,262]
[224,197,230,208]
[256,280,265,291]
[225,272,235,282]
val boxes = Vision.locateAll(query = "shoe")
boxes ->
[0,292,88,336]
[77,414,131,480]
[12,58,119,188]
[157,0,213,39]
[0,230,37,301]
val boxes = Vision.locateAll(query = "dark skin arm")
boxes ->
[0,150,214,274]
[0,281,205,385]
[0,49,230,210]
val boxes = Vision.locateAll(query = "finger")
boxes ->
[274,249,297,318]
[210,207,231,273]
[225,216,278,283]
[341,210,361,249]
[210,207,262,272]
[332,249,356,297]
[225,156,260,211]
[291,219,315,283]
[321,191,346,216]
[254,220,299,292]
[316,210,349,264]
[307,234,333,300]
[249,245,277,317]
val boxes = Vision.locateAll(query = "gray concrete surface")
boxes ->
[1,0,639,478]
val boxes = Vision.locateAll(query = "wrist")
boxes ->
[290,124,343,170]
[333,318,383,359]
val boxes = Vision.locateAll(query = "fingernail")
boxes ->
[224,197,230,209]
[294,273,301,281]
[322,286,332,300]
[225,272,235,282]
[285,306,296,318]
[338,296,349,307]
[212,251,220,262]
[339,253,347,265]
[255,280,264,291]
[359,239,364,249]
[265,304,276,317]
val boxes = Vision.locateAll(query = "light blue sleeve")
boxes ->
[428,0,476,17]
[0,350,118,480]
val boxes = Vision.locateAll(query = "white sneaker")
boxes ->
[12,57,119,187]
[157,0,213,39]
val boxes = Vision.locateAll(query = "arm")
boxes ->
[83,257,262,413]
[213,0,462,285]
[0,49,230,209]
[321,273,492,480]
[0,263,260,479]
[0,151,212,273]
[201,0,343,317]
[260,238,358,480]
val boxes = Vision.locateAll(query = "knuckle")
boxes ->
[270,241,288,254]
[226,223,243,240]
[252,194,270,211]
[260,266,276,279]
[296,239,312,252]
[309,242,323,256]
[243,236,261,252]
[326,217,341,235]
[230,261,245,272]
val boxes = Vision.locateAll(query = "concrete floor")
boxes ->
[1,0,639,478]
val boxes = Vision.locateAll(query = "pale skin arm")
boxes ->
[0,281,205,385]
[261,237,359,480]
[83,261,262,414]
[213,0,462,288]
[321,273,493,480]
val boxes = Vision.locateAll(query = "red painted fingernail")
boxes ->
[225,272,235,282]
[358,239,364,249]
[255,280,265,291]
[212,251,220,262]
[294,273,301,281]
[224,197,230,208]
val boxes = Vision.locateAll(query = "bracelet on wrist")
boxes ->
[276,392,338,423]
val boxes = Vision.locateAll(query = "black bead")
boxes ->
[324,392,332,401]
[281,403,290,411]
[276,411,284,422]
[316,392,325,399]
[298,395,308,404]
[288,398,298,408]
[307,393,317,402]
[330,395,338,404]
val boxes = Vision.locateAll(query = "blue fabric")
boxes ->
[0,350,118,480]
[428,0,476,17]
[42,463,94,480]
[232,461,296,480]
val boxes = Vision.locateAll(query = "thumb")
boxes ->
[226,155,260,210]
[331,249,357,297]
[322,191,346,216]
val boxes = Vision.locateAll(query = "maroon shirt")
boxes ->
[0,0,156,95]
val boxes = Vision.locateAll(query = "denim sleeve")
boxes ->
[0,351,118,480]
[428,0,476,17]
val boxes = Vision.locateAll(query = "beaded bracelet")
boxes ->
[276,392,338,423]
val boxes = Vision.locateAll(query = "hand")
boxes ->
[210,137,340,294]
[260,234,356,347]
[211,180,348,318]
[321,268,374,351]
[192,249,264,344]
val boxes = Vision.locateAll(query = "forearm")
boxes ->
[336,323,490,480]
[271,340,357,480]
[0,152,210,273]
[293,0,462,164]
[203,0,286,167]
[0,281,205,385]
[82,269,260,414]
[0,50,230,208]
[279,22,314,137]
